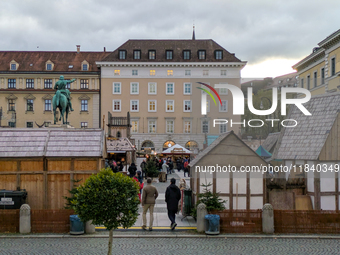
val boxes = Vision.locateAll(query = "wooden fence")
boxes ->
[0,209,19,233]
[274,210,340,234]
[31,209,74,233]
[212,210,262,233]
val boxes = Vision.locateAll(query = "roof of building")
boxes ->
[102,39,242,62]
[265,72,298,89]
[262,132,280,153]
[273,92,340,160]
[0,128,105,157]
[162,144,191,154]
[0,51,110,72]
[106,137,135,153]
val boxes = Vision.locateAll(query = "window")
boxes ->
[81,100,88,111]
[113,83,121,94]
[221,70,227,76]
[307,75,310,90]
[44,79,52,89]
[27,100,33,111]
[301,78,304,88]
[183,100,191,112]
[113,100,121,112]
[82,64,88,71]
[167,70,173,76]
[130,100,139,112]
[321,68,325,84]
[81,122,88,128]
[331,57,336,76]
[26,79,34,89]
[150,70,156,76]
[8,99,15,111]
[219,123,227,133]
[26,122,33,128]
[149,50,156,59]
[202,120,209,133]
[198,50,206,59]
[219,87,228,95]
[81,79,89,89]
[132,69,138,76]
[65,83,71,89]
[166,50,173,60]
[11,63,17,70]
[45,99,51,111]
[183,50,191,60]
[46,63,52,71]
[114,70,120,76]
[219,100,228,112]
[148,120,156,133]
[119,50,126,59]
[133,50,141,60]
[184,83,191,95]
[148,82,157,94]
[166,100,174,112]
[148,100,157,112]
[44,122,51,127]
[8,122,16,128]
[203,70,209,76]
[166,120,174,133]
[206,100,210,112]
[166,83,174,94]
[185,70,191,76]
[131,120,138,133]
[215,50,223,59]
[130,82,139,94]
[184,121,191,133]
[8,79,16,89]
[313,71,317,88]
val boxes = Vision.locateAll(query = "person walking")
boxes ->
[183,159,189,177]
[142,178,159,231]
[140,159,147,179]
[128,163,137,178]
[160,161,168,182]
[165,178,181,230]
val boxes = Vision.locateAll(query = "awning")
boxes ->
[256,145,272,158]
[162,144,192,154]
[106,137,135,153]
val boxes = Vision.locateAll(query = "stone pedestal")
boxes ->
[85,220,96,234]
[20,204,31,234]
[196,203,208,233]
[262,203,274,234]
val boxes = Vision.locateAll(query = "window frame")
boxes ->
[321,68,325,84]
[301,78,304,88]
[26,79,34,89]
[215,50,223,60]
[119,50,127,60]
[44,99,52,111]
[81,122,88,128]
[148,82,157,94]
[167,70,173,76]
[10,63,17,70]
[148,120,157,133]
[198,50,206,60]
[130,100,139,112]
[148,100,157,112]
[166,120,174,134]
[313,71,317,88]
[202,120,209,133]
[166,100,174,112]
[26,122,33,128]
[221,70,227,76]
[112,99,121,112]
[44,79,52,89]
[219,87,228,95]
[114,70,120,76]
[8,79,16,89]
[46,63,52,71]
[132,69,138,76]
[219,123,227,134]
[133,50,141,60]
[27,99,34,111]
[185,70,191,76]
[8,99,15,111]
[203,70,209,76]
[183,100,192,112]
[307,75,310,90]
[113,82,121,94]
[166,50,173,60]
[166,83,175,95]
[183,83,192,95]
[80,79,89,89]
[131,120,139,133]
[148,50,156,60]
[183,50,191,60]
[219,100,228,112]
[150,70,156,76]
[184,120,191,134]
[81,99,88,112]
[82,64,88,71]
[331,57,336,76]
[130,82,139,95]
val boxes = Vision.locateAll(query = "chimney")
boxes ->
[76,45,80,53]
[104,47,106,52]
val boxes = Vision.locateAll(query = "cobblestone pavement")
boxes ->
[1,237,340,254]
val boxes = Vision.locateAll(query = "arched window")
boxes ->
[141,140,155,150]
[185,141,198,150]
[163,140,175,150]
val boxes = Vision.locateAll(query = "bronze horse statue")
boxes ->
[52,90,69,124]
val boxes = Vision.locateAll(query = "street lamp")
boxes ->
[260,97,272,135]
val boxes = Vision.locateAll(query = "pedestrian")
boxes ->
[142,178,159,231]
[176,158,181,172]
[159,161,168,182]
[117,161,124,172]
[140,159,147,179]
[168,159,174,174]
[184,159,189,177]
[128,162,137,178]
[112,161,119,173]
[165,178,181,230]
[133,172,144,203]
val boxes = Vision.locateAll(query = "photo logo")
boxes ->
[196,82,222,115]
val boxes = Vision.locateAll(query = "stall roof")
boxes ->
[0,128,105,158]
[106,137,135,153]
[162,144,191,154]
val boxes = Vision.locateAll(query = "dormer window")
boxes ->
[166,50,173,60]
[183,50,191,60]
[133,50,141,59]
[119,50,126,60]
[46,64,52,71]
[10,63,17,70]
[149,50,156,60]
[82,64,88,71]
[215,50,223,60]
[198,50,206,60]
[81,60,89,71]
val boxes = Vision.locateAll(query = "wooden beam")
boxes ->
[246,172,250,210]
[336,171,339,212]
[229,172,233,210]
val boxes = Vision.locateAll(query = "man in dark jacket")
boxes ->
[128,163,137,178]
[165,178,181,230]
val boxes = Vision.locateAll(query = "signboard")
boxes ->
[173,148,183,152]
[0,197,14,205]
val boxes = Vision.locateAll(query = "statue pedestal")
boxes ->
[49,124,74,129]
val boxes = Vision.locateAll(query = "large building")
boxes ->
[293,29,340,96]
[0,46,110,128]
[97,36,246,152]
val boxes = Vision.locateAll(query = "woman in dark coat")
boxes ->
[128,163,137,178]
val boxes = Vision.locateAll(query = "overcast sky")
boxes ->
[1,0,339,78]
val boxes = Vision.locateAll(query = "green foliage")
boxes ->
[63,178,82,210]
[70,168,140,231]
[192,182,226,218]
[145,160,159,177]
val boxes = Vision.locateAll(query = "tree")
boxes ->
[145,159,159,177]
[70,168,140,255]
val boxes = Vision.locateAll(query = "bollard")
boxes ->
[196,203,208,233]
[19,204,31,234]
[262,203,274,234]
[85,220,96,234]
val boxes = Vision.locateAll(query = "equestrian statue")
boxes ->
[53,75,75,124]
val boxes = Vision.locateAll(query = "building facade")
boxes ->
[293,29,340,96]
[97,39,246,153]
[0,46,110,128]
